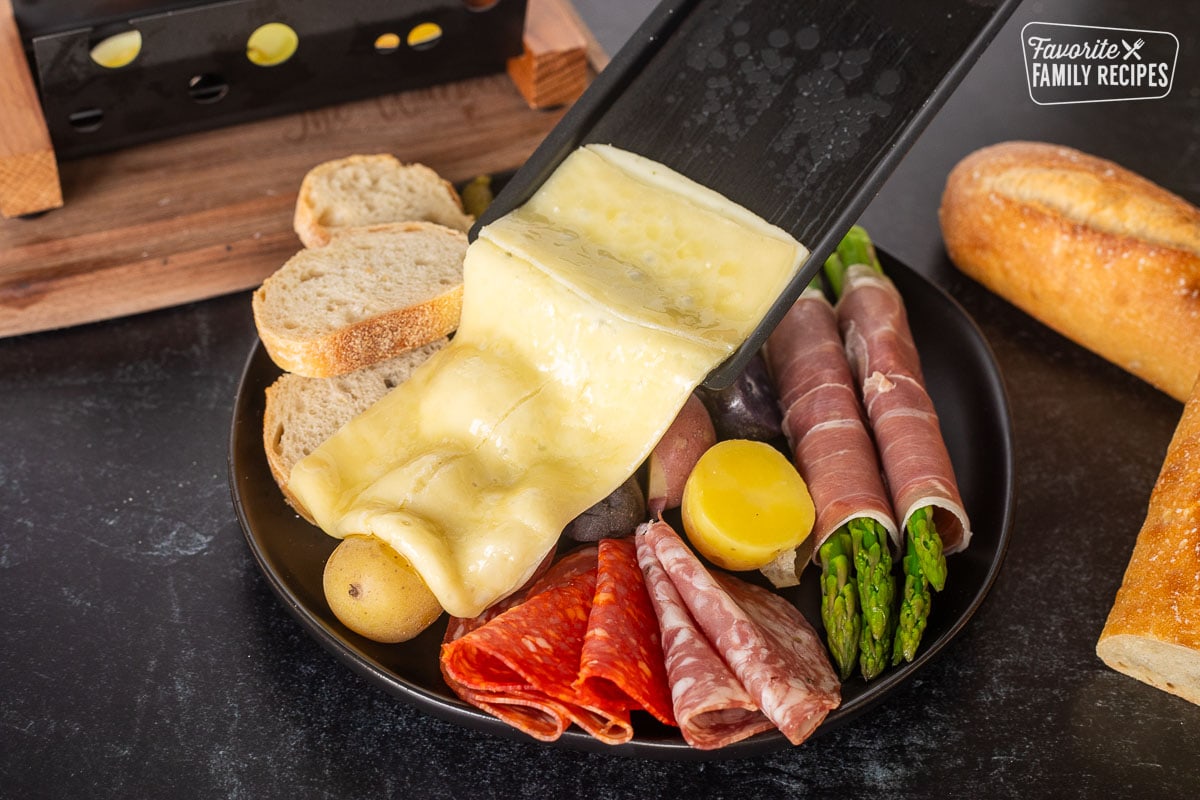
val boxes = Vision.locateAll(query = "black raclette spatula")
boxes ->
[477,0,1020,389]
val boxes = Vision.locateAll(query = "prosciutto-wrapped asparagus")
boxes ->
[764,284,899,679]
[827,226,973,662]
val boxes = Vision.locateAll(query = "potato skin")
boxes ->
[562,475,646,542]
[323,535,443,643]
[696,352,782,442]
[681,439,815,572]
[647,393,717,515]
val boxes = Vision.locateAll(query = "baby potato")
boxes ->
[562,474,646,542]
[323,535,443,643]
[695,352,783,442]
[647,393,717,515]
[681,439,815,571]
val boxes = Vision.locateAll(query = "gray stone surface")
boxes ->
[4,1,1200,797]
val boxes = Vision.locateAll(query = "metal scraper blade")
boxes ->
[478,0,1020,388]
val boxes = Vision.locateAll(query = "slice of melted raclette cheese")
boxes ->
[288,144,807,618]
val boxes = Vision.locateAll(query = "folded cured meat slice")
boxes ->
[638,521,840,746]
[837,263,972,553]
[712,573,842,743]
[440,547,634,744]
[442,541,681,745]
[575,538,675,727]
[764,286,901,562]
[635,527,774,749]
[442,546,584,642]
[439,551,580,741]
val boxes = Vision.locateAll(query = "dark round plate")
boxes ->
[228,249,1014,760]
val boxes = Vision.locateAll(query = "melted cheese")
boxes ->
[288,144,806,618]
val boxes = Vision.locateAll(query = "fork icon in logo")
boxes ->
[1122,38,1145,60]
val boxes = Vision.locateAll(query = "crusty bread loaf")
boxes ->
[294,154,474,248]
[263,339,448,519]
[939,141,1200,402]
[252,221,467,378]
[1097,373,1200,706]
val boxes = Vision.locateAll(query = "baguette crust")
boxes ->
[940,141,1200,402]
[252,222,467,378]
[294,154,473,248]
[1097,374,1200,706]
[263,340,448,521]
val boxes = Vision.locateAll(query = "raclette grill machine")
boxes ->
[0,0,544,217]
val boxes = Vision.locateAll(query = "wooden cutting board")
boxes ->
[0,0,592,338]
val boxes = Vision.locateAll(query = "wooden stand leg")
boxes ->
[0,0,63,218]
[507,0,593,109]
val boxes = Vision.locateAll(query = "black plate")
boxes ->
[228,249,1014,760]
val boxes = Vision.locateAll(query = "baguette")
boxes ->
[252,221,467,378]
[1097,373,1200,705]
[294,154,474,248]
[263,339,448,519]
[939,141,1200,402]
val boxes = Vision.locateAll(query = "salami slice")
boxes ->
[575,538,676,726]
[443,545,588,643]
[635,524,774,749]
[438,681,577,742]
[713,573,842,744]
[441,577,573,741]
[764,286,901,561]
[638,521,840,746]
[836,263,972,553]
[523,545,597,599]
[440,547,634,744]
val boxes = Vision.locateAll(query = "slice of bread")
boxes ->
[1097,373,1200,706]
[252,221,468,377]
[294,154,474,248]
[264,339,449,519]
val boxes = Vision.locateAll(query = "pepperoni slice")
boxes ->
[441,546,639,744]
[441,547,634,743]
[575,538,675,727]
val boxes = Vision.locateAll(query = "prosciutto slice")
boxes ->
[836,263,972,553]
[764,286,901,563]
[637,520,840,746]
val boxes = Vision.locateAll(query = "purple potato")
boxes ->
[562,474,646,542]
[697,352,783,441]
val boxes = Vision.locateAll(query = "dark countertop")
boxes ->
[4,1,1199,797]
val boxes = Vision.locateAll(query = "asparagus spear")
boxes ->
[842,224,951,591]
[823,234,906,674]
[893,534,931,664]
[840,225,949,591]
[461,174,494,218]
[823,224,883,299]
[824,225,952,661]
[849,518,896,679]
[907,506,947,592]
[818,530,861,680]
